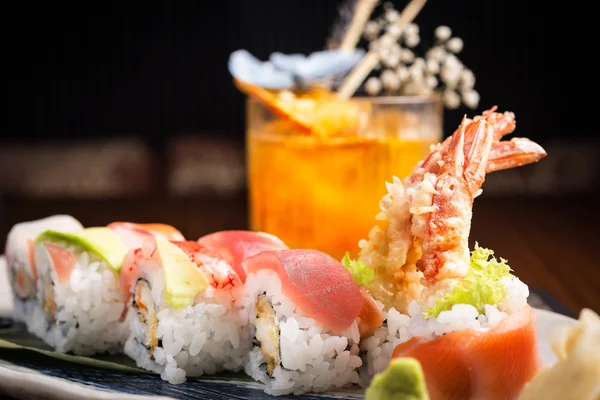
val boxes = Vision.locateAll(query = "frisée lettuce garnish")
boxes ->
[341,252,375,286]
[423,245,514,318]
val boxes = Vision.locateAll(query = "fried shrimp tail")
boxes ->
[358,107,547,312]
[486,137,547,172]
[418,118,494,283]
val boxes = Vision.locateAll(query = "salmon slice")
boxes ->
[392,306,540,400]
[358,288,385,339]
[43,243,79,284]
[243,249,364,334]
[108,222,185,250]
[197,230,288,283]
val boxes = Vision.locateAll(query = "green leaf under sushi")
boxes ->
[0,325,255,382]
[423,245,514,319]
[0,326,143,373]
[341,252,375,286]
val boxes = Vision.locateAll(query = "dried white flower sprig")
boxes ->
[361,2,479,109]
[336,0,427,99]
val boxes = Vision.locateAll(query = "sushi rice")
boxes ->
[123,252,252,384]
[11,298,43,335]
[5,215,83,329]
[34,241,128,355]
[242,269,363,396]
[359,276,530,383]
[5,223,537,397]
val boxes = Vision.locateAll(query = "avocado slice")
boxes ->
[36,227,128,271]
[155,238,209,309]
[365,357,430,400]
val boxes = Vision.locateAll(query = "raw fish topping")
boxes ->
[392,306,539,400]
[108,222,185,250]
[42,243,79,284]
[121,238,242,308]
[197,230,288,283]
[243,249,364,334]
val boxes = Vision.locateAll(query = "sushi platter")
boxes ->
[1,106,599,400]
[0,293,581,400]
[0,258,582,400]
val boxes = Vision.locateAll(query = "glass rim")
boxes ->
[246,94,440,107]
[352,94,440,105]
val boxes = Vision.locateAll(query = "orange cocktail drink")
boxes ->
[247,95,442,260]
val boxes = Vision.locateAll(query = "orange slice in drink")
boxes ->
[234,79,370,137]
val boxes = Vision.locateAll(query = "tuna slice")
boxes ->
[357,288,385,339]
[197,230,288,283]
[243,249,364,334]
[391,305,540,400]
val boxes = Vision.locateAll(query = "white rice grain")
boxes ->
[123,263,251,384]
[33,242,128,355]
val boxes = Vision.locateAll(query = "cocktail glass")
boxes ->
[246,95,443,260]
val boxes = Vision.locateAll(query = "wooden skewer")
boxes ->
[336,52,380,99]
[338,0,380,51]
[337,0,428,99]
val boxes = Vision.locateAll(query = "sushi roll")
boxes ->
[240,249,382,396]
[32,222,183,355]
[358,247,539,390]
[120,237,252,384]
[4,215,83,334]
[200,231,385,394]
[353,111,547,398]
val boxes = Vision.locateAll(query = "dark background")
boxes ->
[4,0,597,144]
